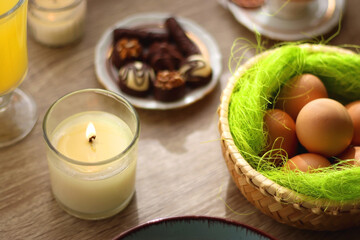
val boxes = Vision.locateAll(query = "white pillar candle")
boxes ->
[28,0,86,47]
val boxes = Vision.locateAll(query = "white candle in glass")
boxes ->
[28,0,86,47]
[43,89,140,220]
[48,111,137,219]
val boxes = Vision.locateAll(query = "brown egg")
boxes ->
[263,109,298,165]
[284,153,331,172]
[275,74,328,120]
[296,98,354,157]
[337,146,360,166]
[346,100,360,145]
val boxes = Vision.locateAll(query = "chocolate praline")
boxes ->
[118,61,155,97]
[153,71,186,102]
[165,17,200,57]
[145,42,184,72]
[112,38,142,69]
[113,28,169,46]
[179,54,212,87]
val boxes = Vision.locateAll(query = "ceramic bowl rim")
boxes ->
[113,215,278,240]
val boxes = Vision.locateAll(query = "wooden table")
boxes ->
[1,0,360,239]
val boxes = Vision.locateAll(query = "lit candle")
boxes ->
[43,89,139,220]
[28,0,86,47]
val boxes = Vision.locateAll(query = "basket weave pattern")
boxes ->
[218,45,360,231]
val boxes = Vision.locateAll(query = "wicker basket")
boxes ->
[218,44,360,231]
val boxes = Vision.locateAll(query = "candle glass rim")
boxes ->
[29,0,83,12]
[42,88,140,167]
[0,0,25,19]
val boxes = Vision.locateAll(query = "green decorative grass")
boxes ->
[228,44,360,202]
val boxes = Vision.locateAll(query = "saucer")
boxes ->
[227,0,345,41]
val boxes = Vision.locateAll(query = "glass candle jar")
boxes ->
[43,89,140,220]
[28,0,86,47]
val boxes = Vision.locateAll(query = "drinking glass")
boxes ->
[0,0,37,147]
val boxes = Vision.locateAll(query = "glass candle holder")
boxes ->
[43,89,140,220]
[28,0,86,47]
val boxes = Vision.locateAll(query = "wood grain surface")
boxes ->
[1,0,360,239]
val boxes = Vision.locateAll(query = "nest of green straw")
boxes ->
[228,44,360,202]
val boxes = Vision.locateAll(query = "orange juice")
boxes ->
[0,0,28,95]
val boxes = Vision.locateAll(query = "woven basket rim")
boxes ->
[219,43,360,213]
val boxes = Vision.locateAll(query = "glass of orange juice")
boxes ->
[0,0,37,147]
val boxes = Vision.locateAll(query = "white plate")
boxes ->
[226,0,345,41]
[95,13,222,110]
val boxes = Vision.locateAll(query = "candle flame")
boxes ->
[86,122,96,142]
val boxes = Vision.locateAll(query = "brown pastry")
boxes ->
[112,38,142,68]
[153,71,186,102]
[146,42,184,72]
[118,61,155,97]
[180,54,212,87]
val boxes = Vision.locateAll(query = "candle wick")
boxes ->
[89,135,96,143]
